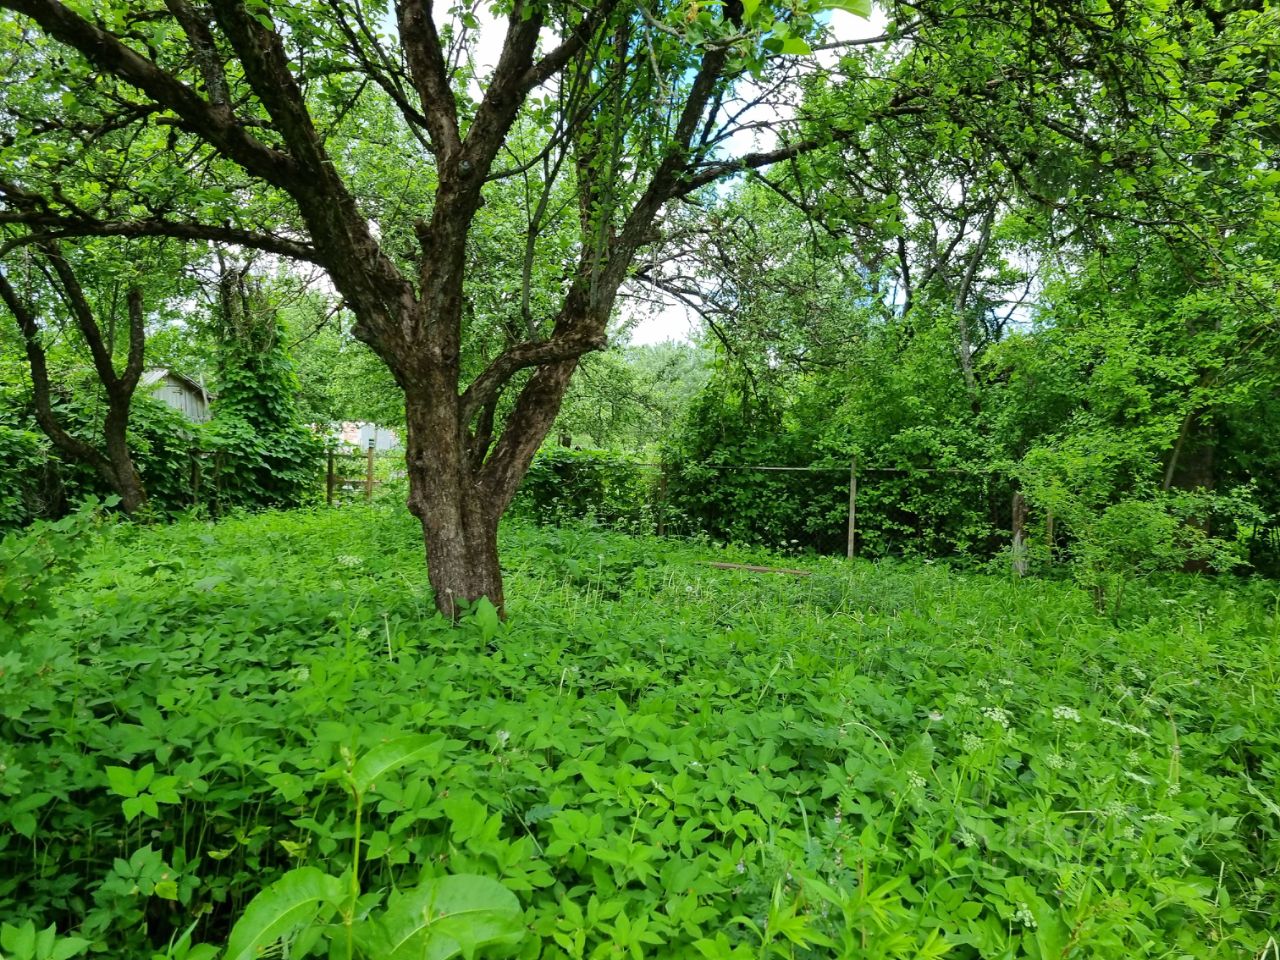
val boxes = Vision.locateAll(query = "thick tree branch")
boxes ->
[460,328,608,425]
[0,212,322,263]
[0,0,297,187]
[0,268,110,471]
[42,243,119,391]
[519,1,622,91]
[395,0,462,164]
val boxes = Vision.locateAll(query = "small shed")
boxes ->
[140,368,212,423]
[337,421,401,451]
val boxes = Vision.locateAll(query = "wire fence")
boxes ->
[511,452,1038,569]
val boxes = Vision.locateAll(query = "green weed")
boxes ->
[1,506,1277,957]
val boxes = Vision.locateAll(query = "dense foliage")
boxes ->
[3,506,1278,958]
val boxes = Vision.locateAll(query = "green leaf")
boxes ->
[1,921,36,960]
[223,867,344,960]
[50,936,92,960]
[105,765,138,798]
[122,796,145,822]
[820,0,871,17]
[354,875,524,960]
[778,37,812,55]
[350,735,444,796]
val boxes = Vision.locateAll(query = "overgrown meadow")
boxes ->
[1,505,1278,959]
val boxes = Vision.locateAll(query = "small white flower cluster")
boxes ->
[906,770,927,791]
[1045,753,1067,770]
[962,733,984,753]
[982,706,1011,729]
[1052,706,1081,723]
[1099,717,1150,737]
[1013,902,1037,929]
[1103,800,1128,818]
[928,710,945,722]
[1124,770,1153,787]
[953,693,974,707]
[956,827,978,848]
[335,554,363,568]
[494,729,511,748]
[1141,812,1174,824]
[289,665,310,685]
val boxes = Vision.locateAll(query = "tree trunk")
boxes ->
[403,391,502,619]
[103,400,147,514]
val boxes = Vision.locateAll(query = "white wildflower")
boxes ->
[906,771,926,791]
[1052,706,1081,723]
[928,710,944,722]
[336,554,363,568]
[962,733,983,752]
[982,706,1011,729]
[1014,902,1037,929]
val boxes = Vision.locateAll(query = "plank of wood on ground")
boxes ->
[703,561,813,577]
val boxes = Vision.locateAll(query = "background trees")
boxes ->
[1,0,1276,605]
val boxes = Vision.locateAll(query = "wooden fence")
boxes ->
[618,460,1040,573]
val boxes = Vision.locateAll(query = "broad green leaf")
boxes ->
[820,0,871,17]
[223,867,343,960]
[350,735,444,796]
[49,936,92,960]
[778,37,812,55]
[1,921,36,960]
[105,766,138,798]
[354,875,524,960]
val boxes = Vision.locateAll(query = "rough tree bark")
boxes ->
[0,246,148,513]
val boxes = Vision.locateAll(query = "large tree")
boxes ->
[4,0,1270,615]
[1,0,899,615]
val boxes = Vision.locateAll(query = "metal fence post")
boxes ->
[846,455,858,559]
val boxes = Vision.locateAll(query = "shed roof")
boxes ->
[141,368,211,400]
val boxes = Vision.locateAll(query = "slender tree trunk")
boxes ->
[103,399,146,513]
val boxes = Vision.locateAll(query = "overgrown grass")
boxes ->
[2,505,1278,958]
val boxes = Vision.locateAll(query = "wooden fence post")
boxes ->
[191,452,202,509]
[1011,489,1029,577]
[326,449,336,507]
[365,441,375,503]
[846,455,858,559]
[1045,509,1055,563]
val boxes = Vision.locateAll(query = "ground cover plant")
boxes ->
[1,505,1278,958]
